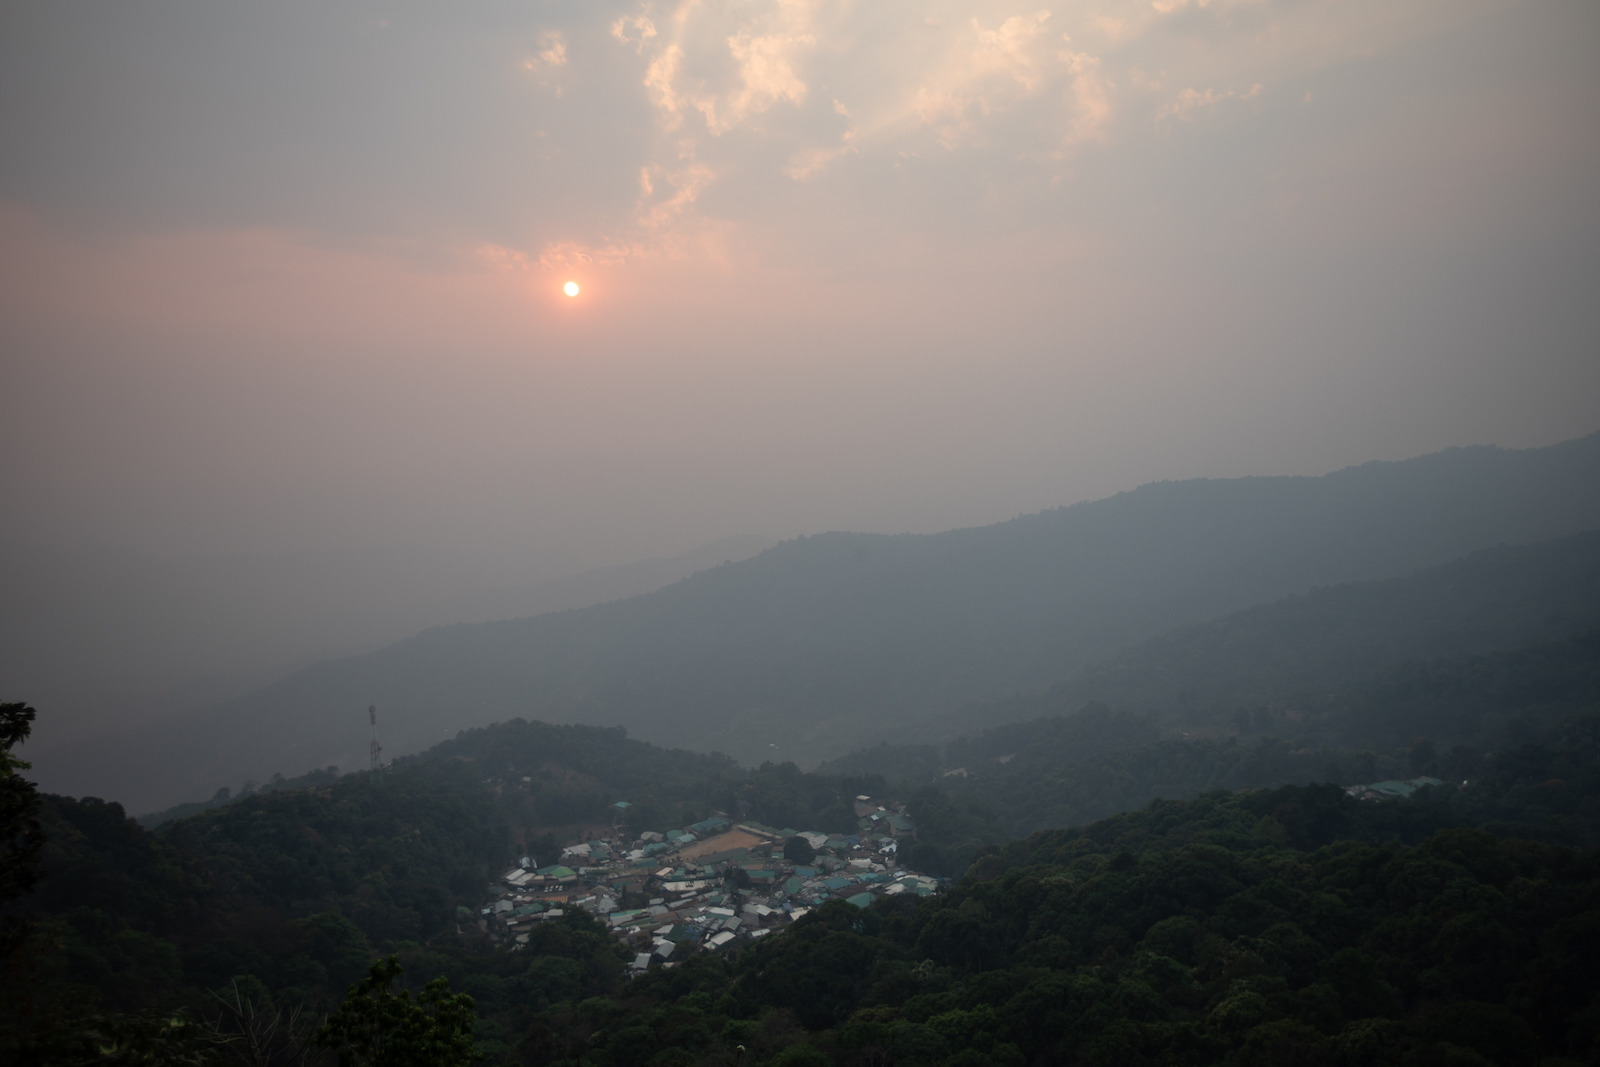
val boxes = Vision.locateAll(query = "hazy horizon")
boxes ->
[4,2,1598,752]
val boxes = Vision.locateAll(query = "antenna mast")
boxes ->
[368,704,381,773]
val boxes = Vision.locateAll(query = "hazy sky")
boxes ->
[3,1,1598,741]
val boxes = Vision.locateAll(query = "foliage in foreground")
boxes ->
[518,786,1600,1067]
[315,956,476,1067]
[2,651,1597,1064]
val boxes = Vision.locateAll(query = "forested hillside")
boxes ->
[43,433,1600,813]
[11,445,1600,1061]
[826,621,1600,873]
[821,526,1599,764]
[511,785,1600,1066]
[1033,530,1600,723]
[2,712,901,1063]
[8,705,1596,1064]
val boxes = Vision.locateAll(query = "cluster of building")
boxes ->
[1343,775,1446,801]
[476,795,941,972]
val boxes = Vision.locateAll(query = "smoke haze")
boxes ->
[1,1,1597,749]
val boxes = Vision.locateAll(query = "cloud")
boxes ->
[626,0,820,136]
[527,30,568,71]
[1158,81,1264,121]
[1149,0,1271,15]
[1060,48,1113,144]
[522,30,570,96]
[638,155,717,231]
[721,25,815,131]
[911,10,1057,148]
[509,0,1502,271]
[534,239,642,271]
[595,1,1133,232]
[642,44,690,130]
[611,14,659,53]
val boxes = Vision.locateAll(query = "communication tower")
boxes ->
[369,704,382,773]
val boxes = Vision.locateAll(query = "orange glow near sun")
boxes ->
[563,281,579,297]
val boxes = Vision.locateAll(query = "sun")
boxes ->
[563,281,580,297]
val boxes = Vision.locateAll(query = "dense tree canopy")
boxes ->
[316,956,476,1067]
[2,607,1597,1064]
[1,702,44,913]
[514,788,1600,1066]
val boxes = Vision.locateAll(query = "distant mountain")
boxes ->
[36,432,1600,812]
[1060,529,1600,711]
[412,534,776,628]
[7,531,773,750]
[897,528,1600,744]
[868,620,1600,846]
[25,535,772,801]
[821,531,1600,789]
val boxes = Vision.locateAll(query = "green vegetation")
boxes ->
[384,727,1596,1066]
[4,683,1598,1063]
[1,702,44,953]
[512,786,1600,1065]
[828,620,1600,874]
[5,521,1600,1062]
[315,956,477,1067]
[0,715,897,1063]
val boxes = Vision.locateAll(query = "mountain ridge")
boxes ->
[31,432,1600,812]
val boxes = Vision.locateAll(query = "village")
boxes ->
[1341,774,1447,801]
[477,794,943,974]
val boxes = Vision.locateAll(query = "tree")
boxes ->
[206,976,321,1067]
[782,835,815,866]
[1408,737,1437,776]
[315,956,476,1067]
[0,702,44,952]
